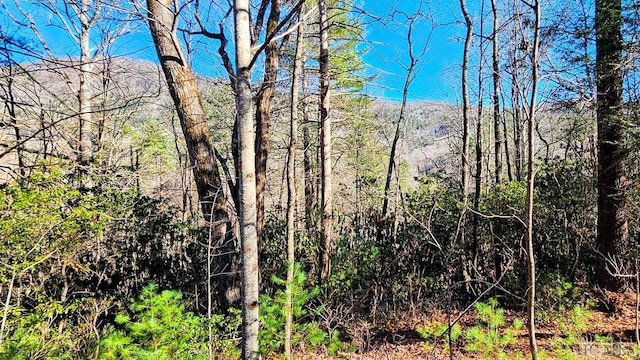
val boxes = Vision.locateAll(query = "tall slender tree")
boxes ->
[318,0,332,281]
[460,0,472,198]
[146,0,237,308]
[524,0,541,357]
[187,0,304,247]
[491,0,503,184]
[490,0,504,286]
[234,0,260,357]
[507,3,525,182]
[284,5,304,359]
[595,0,627,291]
[0,45,25,177]
[472,0,487,270]
[254,0,281,246]
[379,3,430,243]
[5,0,131,165]
[75,0,95,164]
[303,77,318,241]
[459,0,474,292]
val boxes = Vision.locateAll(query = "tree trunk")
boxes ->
[490,0,504,285]
[525,1,541,358]
[78,0,94,164]
[234,0,260,358]
[491,0,502,185]
[318,0,332,282]
[459,0,474,293]
[284,6,303,358]
[303,120,317,231]
[379,8,422,244]
[460,0,472,198]
[503,111,513,182]
[302,63,318,247]
[2,70,25,177]
[595,0,627,291]
[512,93,523,181]
[472,1,485,276]
[511,9,524,182]
[146,0,237,308]
[254,0,281,247]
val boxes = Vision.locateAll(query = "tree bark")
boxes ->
[1,65,25,177]
[525,1,541,358]
[234,0,260,358]
[490,0,504,286]
[254,0,281,247]
[510,8,524,182]
[78,0,94,164]
[146,0,237,308]
[318,0,332,282]
[472,0,485,276]
[303,113,317,236]
[284,7,304,358]
[301,51,318,241]
[503,110,513,182]
[459,0,474,293]
[491,0,502,185]
[595,0,627,291]
[512,89,523,181]
[460,0,472,198]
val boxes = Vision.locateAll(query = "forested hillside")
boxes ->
[1,0,640,359]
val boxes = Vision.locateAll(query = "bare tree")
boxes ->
[185,0,305,251]
[303,79,318,243]
[506,2,526,181]
[0,43,26,178]
[472,0,487,272]
[146,0,237,309]
[379,3,431,244]
[524,0,541,357]
[491,0,503,184]
[75,0,95,163]
[459,0,475,292]
[2,0,135,166]
[318,0,332,281]
[253,0,281,246]
[284,6,305,357]
[490,0,505,288]
[460,0,473,199]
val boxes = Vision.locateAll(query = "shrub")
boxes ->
[260,264,348,357]
[98,284,240,359]
[417,319,462,352]
[0,169,212,359]
[0,300,96,360]
[464,299,524,359]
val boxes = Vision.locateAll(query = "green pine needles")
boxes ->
[259,264,349,357]
[464,298,524,359]
[98,284,241,360]
[98,284,209,359]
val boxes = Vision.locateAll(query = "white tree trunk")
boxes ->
[234,0,260,358]
[78,0,93,163]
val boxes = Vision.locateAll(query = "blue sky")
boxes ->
[1,0,468,104]
[359,0,465,103]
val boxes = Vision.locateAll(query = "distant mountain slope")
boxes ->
[369,100,460,181]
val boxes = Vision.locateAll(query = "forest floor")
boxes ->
[295,290,640,359]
